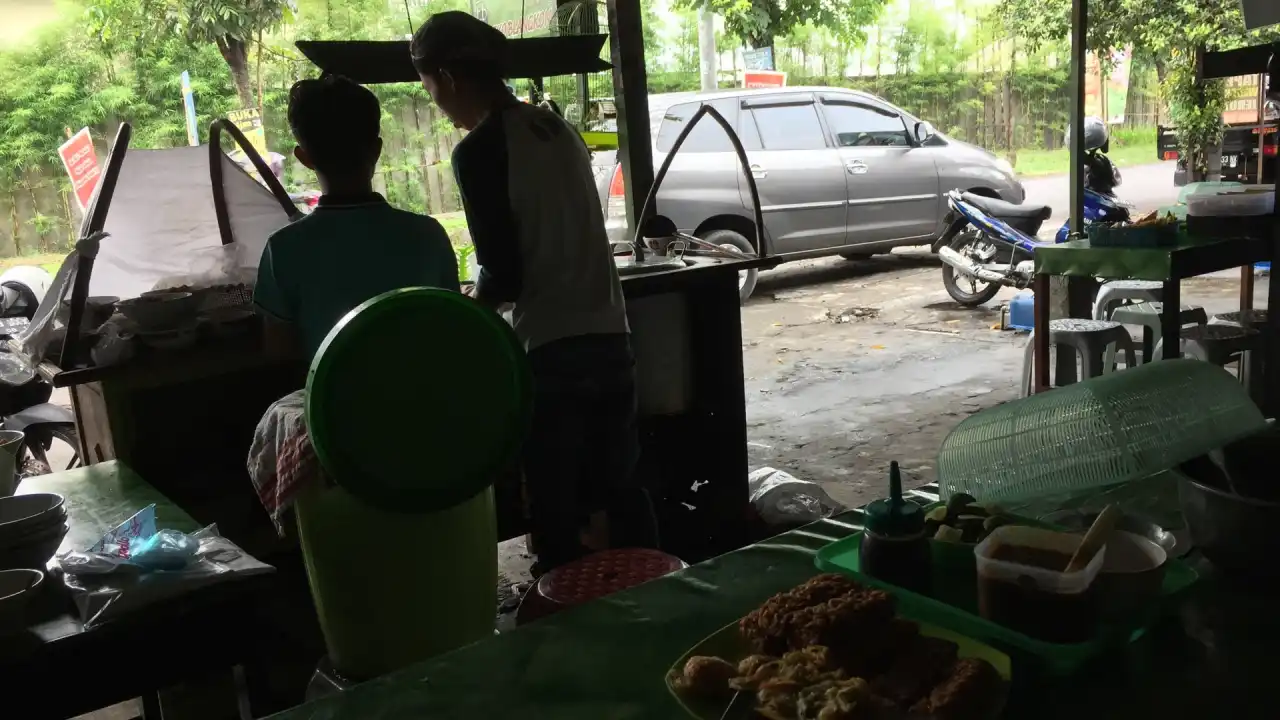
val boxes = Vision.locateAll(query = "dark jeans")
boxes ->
[524,333,655,569]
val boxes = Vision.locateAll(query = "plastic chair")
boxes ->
[1107,302,1209,365]
[1020,318,1138,397]
[516,548,686,625]
[1092,280,1164,321]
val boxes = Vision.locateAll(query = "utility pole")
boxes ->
[698,2,718,91]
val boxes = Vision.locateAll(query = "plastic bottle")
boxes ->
[860,461,932,595]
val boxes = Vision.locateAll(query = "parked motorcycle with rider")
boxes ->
[937,117,1131,306]
[0,265,81,483]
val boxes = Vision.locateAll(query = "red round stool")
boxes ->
[517,548,686,625]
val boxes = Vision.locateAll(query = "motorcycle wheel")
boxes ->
[17,423,81,481]
[942,235,1003,307]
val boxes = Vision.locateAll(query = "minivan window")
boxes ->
[823,103,910,147]
[747,103,826,151]
[655,99,738,153]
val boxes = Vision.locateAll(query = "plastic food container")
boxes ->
[1186,188,1274,217]
[974,526,1105,644]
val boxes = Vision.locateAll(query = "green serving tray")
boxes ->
[666,618,1011,720]
[815,531,1199,675]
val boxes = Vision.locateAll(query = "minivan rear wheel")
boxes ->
[700,229,758,303]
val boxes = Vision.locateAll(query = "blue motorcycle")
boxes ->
[938,120,1131,306]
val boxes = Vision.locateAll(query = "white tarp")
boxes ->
[89,145,292,299]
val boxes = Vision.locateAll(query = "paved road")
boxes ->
[1022,161,1180,236]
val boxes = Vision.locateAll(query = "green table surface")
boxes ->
[18,460,199,555]
[270,486,1280,720]
[1032,235,1256,280]
[6,461,276,720]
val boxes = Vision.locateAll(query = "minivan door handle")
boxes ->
[750,164,768,179]
[846,160,868,175]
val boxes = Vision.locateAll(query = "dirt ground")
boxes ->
[740,250,1265,509]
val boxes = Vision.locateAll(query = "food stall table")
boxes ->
[0,462,279,720]
[266,485,1278,720]
[1031,233,1280,409]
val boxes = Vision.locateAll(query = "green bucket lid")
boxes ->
[305,288,531,513]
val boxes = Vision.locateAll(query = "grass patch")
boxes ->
[1004,137,1160,178]
[0,253,64,276]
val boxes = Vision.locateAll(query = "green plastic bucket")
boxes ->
[294,483,497,679]
[298,288,530,679]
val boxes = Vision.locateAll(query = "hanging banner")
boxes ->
[1084,48,1133,124]
[57,128,101,212]
[473,0,558,37]
[227,107,268,157]
[743,70,786,89]
[181,70,199,146]
[1223,74,1264,126]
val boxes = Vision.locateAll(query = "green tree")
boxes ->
[673,0,888,50]
[995,0,1280,175]
[89,0,293,108]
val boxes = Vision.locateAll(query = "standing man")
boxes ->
[411,11,653,572]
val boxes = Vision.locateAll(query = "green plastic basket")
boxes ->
[815,530,1200,675]
[938,360,1266,504]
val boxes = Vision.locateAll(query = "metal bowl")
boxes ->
[1177,473,1280,578]
[1043,508,1180,557]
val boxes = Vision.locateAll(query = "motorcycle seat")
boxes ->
[961,192,1052,221]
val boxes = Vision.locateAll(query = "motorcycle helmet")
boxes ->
[1065,116,1109,152]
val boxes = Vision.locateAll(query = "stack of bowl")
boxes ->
[0,493,69,570]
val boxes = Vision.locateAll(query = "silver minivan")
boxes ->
[596,87,1025,300]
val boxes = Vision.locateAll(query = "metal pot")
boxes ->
[1177,472,1280,578]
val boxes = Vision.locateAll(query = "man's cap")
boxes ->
[410,11,509,74]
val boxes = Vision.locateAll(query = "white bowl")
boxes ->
[0,494,66,540]
[0,568,43,634]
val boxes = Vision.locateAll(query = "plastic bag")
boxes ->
[128,529,201,571]
[55,505,274,627]
[748,467,844,528]
[1,233,104,385]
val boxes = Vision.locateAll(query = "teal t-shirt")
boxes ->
[253,195,460,360]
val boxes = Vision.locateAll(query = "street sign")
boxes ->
[743,47,775,71]
[743,70,786,89]
[227,107,268,157]
[57,128,101,212]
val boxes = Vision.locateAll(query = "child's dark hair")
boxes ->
[287,75,381,175]
[410,11,508,86]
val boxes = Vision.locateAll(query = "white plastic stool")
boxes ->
[1020,318,1138,397]
[1108,301,1208,366]
[1093,279,1164,321]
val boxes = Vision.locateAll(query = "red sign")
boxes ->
[58,128,101,212]
[743,70,787,89]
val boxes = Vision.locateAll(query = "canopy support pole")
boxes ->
[606,0,654,236]
[1069,0,1086,234]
